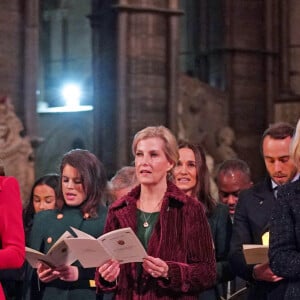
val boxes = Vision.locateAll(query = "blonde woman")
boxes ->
[96,126,216,299]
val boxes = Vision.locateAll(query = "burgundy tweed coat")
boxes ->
[95,181,216,299]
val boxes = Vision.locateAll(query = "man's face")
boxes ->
[217,170,252,216]
[263,136,297,185]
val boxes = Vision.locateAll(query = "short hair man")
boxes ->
[229,122,299,299]
[109,166,138,201]
[216,159,253,217]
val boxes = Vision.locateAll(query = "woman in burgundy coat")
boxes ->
[95,126,216,299]
[0,175,25,300]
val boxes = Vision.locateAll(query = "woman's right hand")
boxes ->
[98,259,120,282]
[37,262,60,283]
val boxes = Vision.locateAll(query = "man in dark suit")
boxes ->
[216,159,253,298]
[217,158,253,220]
[229,122,299,299]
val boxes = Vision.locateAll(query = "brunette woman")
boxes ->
[23,173,59,242]
[27,149,108,300]
[173,141,234,299]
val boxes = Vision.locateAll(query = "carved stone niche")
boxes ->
[177,73,228,162]
[0,96,34,205]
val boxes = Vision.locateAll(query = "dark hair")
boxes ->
[0,166,4,176]
[178,140,217,216]
[23,173,60,238]
[57,149,108,217]
[0,159,5,176]
[260,122,295,155]
[216,159,252,184]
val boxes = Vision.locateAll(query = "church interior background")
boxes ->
[0,0,300,204]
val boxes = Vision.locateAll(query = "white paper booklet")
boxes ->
[64,227,147,268]
[25,231,77,268]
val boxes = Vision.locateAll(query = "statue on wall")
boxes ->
[205,153,219,201]
[0,96,34,205]
[177,73,228,157]
[216,126,238,162]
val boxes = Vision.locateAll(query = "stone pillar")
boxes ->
[223,0,271,180]
[274,0,300,124]
[90,0,182,173]
[23,0,39,137]
[0,1,23,118]
[114,0,183,166]
[89,0,118,175]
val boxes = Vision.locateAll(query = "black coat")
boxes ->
[229,177,285,300]
[269,179,300,300]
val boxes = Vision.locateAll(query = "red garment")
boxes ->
[95,181,216,299]
[0,177,25,299]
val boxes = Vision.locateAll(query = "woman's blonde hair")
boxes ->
[291,119,300,169]
[132,125,179,166]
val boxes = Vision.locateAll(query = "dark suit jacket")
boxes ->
[229,177,285,300]
[269,179,300,300]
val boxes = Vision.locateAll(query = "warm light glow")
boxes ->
[61,83,81,108]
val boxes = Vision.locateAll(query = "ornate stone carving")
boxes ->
[0,96,34,205]
[216,126,238,162]
[177,73,228,158]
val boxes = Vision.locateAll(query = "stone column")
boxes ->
[23,0,39,137]
[90,0,182,173]
[274,0,300,124]
[115,1,183,166]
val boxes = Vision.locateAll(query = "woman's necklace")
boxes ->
[140,198,163,228]
[142,212,152,228]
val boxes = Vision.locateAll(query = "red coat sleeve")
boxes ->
[0,176,25,268]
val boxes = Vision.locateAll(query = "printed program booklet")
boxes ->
[242,244,268,264]
[25,231,77,268]
[64,227,147,268]
[26,227,147,268]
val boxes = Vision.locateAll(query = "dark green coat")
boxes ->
[199,203,233,300]
[27,204,107,300]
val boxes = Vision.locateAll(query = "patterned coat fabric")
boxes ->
[229,177,283,299]
[28,204,107,300]
[269,179,300,300]
[0,176,25,300]
[95,181,216,299]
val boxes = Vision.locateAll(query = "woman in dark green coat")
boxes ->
[173,141,234,300]
[27,149,108,300]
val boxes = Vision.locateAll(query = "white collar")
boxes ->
[271,173,300,189]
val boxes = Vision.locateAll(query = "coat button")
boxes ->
[47,237,52,244]
[57,213,63,219]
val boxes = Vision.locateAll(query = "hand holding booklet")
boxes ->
[26,227,147,268]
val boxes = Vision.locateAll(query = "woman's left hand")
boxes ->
[52,265,79,282]
[143,255,169,278]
